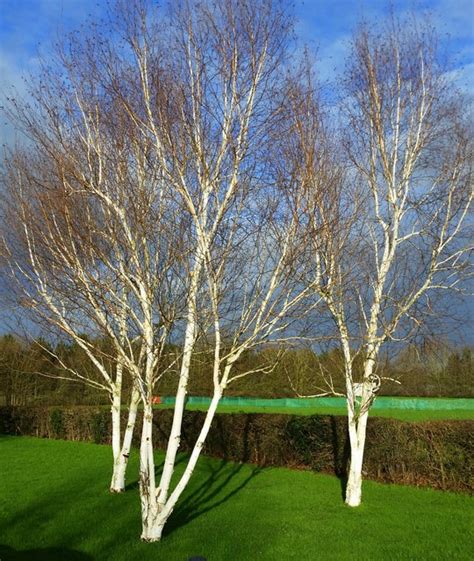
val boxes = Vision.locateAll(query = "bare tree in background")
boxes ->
[0,335,49,406]
[295,18,472,507]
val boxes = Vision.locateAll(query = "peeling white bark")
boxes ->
[158,281,200,505]
[344,353,375,507]
[110,388,122,488]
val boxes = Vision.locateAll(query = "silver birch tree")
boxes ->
[109,0,319,541]
[293,18,473,507]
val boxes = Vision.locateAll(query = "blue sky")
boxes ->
[0,0,472,342]
[295,0,473,83]
[0,0,473,145]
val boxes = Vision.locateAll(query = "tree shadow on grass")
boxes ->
[124,454,189,492]
[123,451,262,537]
[122,414,263,538]
[329,416,351,501]
[164,459,263,537]
[0,544,93,561]
[156,412,264,536]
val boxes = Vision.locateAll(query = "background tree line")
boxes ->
[0,333,472,406]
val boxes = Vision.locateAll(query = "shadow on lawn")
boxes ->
[124,454,189,492]
[124,453,262,536]
[127,411,263,533]
[329,416,351,501]
[0,544,93,561]
[164,415,265,536]
[164,412,263,535]
[165,459,263,537]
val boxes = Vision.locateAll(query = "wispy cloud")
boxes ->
[1,0,472,145]
[292,0,473,99]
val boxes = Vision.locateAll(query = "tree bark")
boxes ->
[345,356,374,507]
[345,409,369,507]
[139,402,159,541]
[157,252,205,505]
[110,389,122,490]
[110,387,140,493]
[141,388,223,542]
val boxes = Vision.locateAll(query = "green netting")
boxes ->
[160,395,474,410]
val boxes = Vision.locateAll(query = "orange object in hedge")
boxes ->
[152,396,161,405]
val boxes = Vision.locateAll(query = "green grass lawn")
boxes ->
[154,402,474,421]
[0,436,472,561]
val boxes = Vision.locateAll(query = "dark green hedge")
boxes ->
[0,406,471,493]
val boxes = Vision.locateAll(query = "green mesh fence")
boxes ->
[160,395,474,410]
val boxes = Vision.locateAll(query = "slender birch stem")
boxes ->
[110,386,140,493]
[157,251,205,506]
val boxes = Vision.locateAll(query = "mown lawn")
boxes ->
[0,436,472,561]
[154,402,474,421]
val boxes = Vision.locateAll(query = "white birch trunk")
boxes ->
[141,387,223,542]
[110,388,122,490]
[110,387,140,493]
[139,402,160,541]
[157,250,205,506]
[345,409,369,507]
[344,357,374,507]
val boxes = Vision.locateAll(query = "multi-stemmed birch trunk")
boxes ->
[2,155,177,493]
[138,208,315,540]
[293,18,472,507]
[106,0,316,541]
